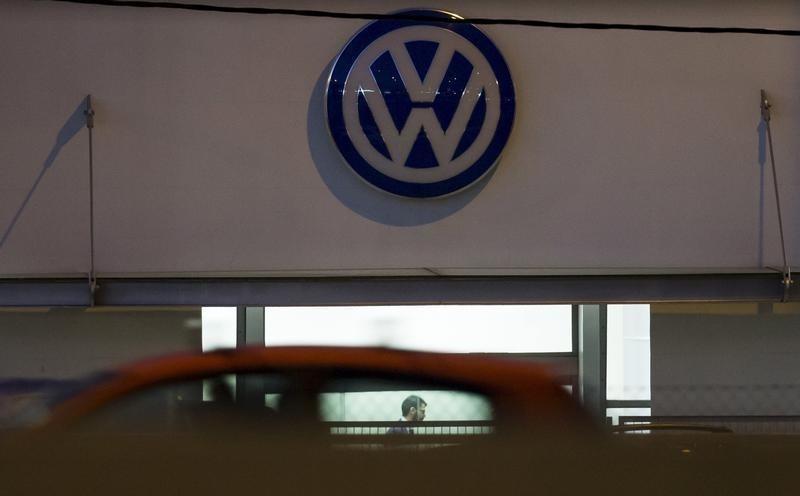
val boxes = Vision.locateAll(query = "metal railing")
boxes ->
[617,416,800,434]
[326,420,494,436]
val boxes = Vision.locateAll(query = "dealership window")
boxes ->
[202,307,237,351]
[202,304,652,422]
[605,304,651,424]
[262,305,572,352]
[201,305,570,430]
[607,305,651,401]
[203,305,572,353]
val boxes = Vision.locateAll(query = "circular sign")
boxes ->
[326,10,515,198]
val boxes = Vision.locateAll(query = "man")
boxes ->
[386,395,426,434]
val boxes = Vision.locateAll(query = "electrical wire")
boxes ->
[50,0,800,37]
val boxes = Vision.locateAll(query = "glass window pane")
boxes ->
[320,390,492,422]
[607,305,651,400]
[263,305,572,353]
[201,307,236,351]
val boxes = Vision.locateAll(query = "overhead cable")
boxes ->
[51,0,800,37]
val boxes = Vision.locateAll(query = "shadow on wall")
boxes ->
[305,61,493,227]
[0,96,90,251]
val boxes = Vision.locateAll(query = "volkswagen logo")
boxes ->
[326,10,515,198]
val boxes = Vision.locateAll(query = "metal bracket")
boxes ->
[84,95,97,304]
[760,89,793,301]
[84,96,95,129]
[782,273,793,302]
[760,89,771,122]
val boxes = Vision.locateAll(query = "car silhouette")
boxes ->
[6,346,796,496]
[35,346,591,442]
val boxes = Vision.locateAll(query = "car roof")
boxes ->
[44,346,587,429]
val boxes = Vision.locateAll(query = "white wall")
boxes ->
[0,308,201,379]
[651,303,800,415]
[1,1,798,277]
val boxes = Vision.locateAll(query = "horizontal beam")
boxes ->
[0,279,92,306]
[606,400,651,408]
[0,273,793,307]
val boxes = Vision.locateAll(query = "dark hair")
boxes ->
[401,395,426,417]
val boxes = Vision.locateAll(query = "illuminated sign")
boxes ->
[326,10,515,198]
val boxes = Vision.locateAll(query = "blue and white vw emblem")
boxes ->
[326,10,515,198]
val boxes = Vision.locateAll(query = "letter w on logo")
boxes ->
[357,41,487,169]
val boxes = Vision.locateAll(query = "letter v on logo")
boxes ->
[326,10,515,198]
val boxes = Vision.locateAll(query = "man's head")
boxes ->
[401,395,427,421]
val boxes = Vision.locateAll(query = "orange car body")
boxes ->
[44,346,588,432]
